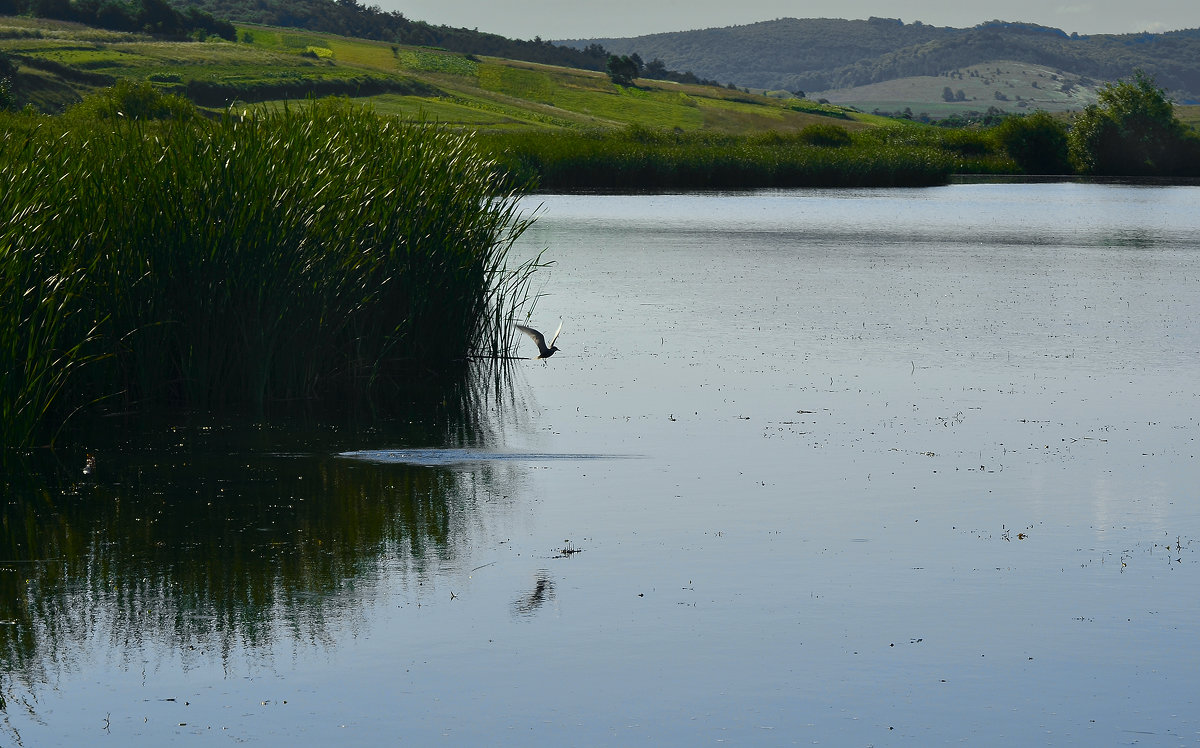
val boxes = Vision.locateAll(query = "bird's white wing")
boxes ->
[515,324,547,350]
[548,319,563,348]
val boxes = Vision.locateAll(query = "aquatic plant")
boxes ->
[479,124,973,191]
[0,88,539,446]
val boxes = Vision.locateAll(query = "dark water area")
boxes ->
[2,184,1199,745]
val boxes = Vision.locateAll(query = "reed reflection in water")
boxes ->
[0,375,532,736]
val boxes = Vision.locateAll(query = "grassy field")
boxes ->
[7,18,1198,130]
[1178,105,1200,130]
[813,60,1104,117]
[1,16,876,133]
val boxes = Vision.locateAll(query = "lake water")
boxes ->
[3,184,1199,745]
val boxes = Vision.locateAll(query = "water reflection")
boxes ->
[4,186,1198,745]
[0,369,532,733]
[510,570,555,618]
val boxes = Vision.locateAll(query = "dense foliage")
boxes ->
[570,18,1200,102]
[1068,71,1200,175]
[606,53,641,86]
[0,84,539,447]
[2,0,234,39]
[992,110,1070,173]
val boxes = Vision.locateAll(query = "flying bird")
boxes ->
[515,320,562,359]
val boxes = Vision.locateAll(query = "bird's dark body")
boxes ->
[515,322,562,359]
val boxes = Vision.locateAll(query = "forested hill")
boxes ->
[170,0,609,70]
[562,18,1200,102]
[565,18,951,90]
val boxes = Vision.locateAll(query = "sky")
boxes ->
[373,0,1198,40]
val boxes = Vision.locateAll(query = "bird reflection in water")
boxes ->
[510,571,555,617]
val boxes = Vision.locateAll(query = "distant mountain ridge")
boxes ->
[560,18,1200,103]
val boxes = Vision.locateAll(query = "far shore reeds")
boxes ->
[479,123,1016,191]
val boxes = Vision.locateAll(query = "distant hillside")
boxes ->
[1,16,871,135]
[816,60,1103,120]
[170,0,609,71]
[563,18,1200,104]
[564,18,950,91]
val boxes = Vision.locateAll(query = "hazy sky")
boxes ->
[375,0,1197,40]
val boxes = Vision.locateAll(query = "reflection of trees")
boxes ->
[0,382,528,733]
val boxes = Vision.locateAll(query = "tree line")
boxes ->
[167,0,612,71]
[994,72,1199,175]
[605,53,723,88]
[1,0,234,39]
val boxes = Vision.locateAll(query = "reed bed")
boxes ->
[1,86,539,447]
[481,124,1013,191]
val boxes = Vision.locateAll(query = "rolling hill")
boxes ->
[815,60,1104,118]
[0,15,875,132]
[563,18,1200,110]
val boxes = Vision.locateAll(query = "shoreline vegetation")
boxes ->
[1,84,540,448]
[481,124,991,191]
[477,75,1200,191]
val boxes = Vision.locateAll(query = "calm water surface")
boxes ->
[3,184,1199,745]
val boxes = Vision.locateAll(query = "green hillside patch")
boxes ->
[549,83,700,130]
[394,48,479,77]
[802,61,1101,119]
[1174,105,1200,131]
[696,94,869,133]
[359,93,569,129]
[477,63,557,103]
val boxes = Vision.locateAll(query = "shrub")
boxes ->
[993,111,1070,174]
[63,79,196,121]
[796,123,851,147]
[1068,71,1193,176]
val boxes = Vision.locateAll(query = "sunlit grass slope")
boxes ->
[2,16,873,133]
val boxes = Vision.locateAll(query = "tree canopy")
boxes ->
[994,110,1070,173]
[606,54,642,86]
[3,0,235,39]
[1068,71,1200,175]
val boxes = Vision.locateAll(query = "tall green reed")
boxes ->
[1,87,539,446]
[1,119,108,447]
[481,123,1013,191]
